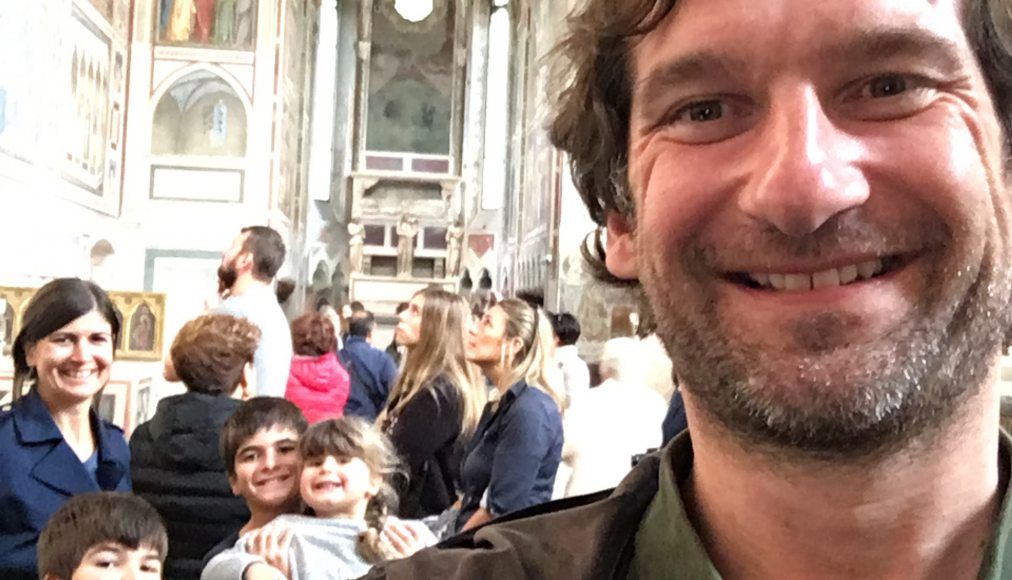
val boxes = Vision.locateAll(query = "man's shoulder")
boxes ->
[362,452,663,580]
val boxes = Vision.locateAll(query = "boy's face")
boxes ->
[64,542,162,580]
[230,426,301,510]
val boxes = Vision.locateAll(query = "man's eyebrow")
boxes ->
[815,27,967,76]
[633,51,745,122]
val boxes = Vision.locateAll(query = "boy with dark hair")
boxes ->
[37,492,167,580]
[201,398,309,571]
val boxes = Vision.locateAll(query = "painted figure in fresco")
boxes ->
[446,221,464,278]
[193,0,216,43]
[396,215,419,279]
[234,0,255,48]
[129,304,156,352]
[160,0,175,38]
[167,0,195,42]
[213,0,237,46]
[348,220,365,274]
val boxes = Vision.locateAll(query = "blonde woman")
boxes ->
[457,299,565,532]
[378,288,485,519]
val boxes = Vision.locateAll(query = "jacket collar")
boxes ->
[12,388,64,444]
[14,388,127,494]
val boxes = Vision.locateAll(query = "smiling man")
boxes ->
[360,0,1012,579]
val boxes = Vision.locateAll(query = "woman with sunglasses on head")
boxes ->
[0,278,130,580]
[456,298,565,533]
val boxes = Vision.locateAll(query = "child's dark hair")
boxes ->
[37,492,167,579]
[221,398,309,477]
[299,418,402,563]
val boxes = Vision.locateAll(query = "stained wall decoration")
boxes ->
[366,0,454,156]
[157,0,259,50]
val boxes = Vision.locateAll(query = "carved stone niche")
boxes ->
[350,173,460,221]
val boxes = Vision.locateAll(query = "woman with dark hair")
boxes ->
[131,313,259,580]
[0,278,129,580]
[378,288,485,520]
[285,312,350,423]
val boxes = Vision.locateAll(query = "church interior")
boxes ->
[3,0,1012,431]
[0,0,648,428]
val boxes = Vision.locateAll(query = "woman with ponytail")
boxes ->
[378,287,485,519]
[205,418,434,580]
[455,299,565,533]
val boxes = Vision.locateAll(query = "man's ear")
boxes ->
[605,212,638,279]
[236,250,254,274]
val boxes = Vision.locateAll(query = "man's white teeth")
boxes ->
[748,259,886,291]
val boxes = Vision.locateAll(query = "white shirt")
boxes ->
[559,378,667,497]
[556,344,590,409]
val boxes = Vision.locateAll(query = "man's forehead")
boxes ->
[630,0,967,75]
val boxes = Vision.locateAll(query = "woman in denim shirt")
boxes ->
[456,299,565,532]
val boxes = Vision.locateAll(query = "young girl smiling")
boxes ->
[205,418,433,580]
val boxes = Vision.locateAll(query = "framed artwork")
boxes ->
[0,286,40,356]
[110,291,166,361]
[95,380,128,426]
[134,382,153,427]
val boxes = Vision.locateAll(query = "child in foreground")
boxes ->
[203,417,435,580]
[37,492,168,580]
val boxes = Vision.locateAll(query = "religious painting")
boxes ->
[366,0,454,156]
[0,287,38,353]
[157,0,258,50]
[66,9,113,195]
[111,292,166,361]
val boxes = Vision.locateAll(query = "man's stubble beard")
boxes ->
[643,239,1012,462]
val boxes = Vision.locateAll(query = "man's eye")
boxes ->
[678,100,725,123]
[278,445,296,454]
[240,453,258,462]
[866,74,908,98]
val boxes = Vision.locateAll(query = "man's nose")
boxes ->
[739,87,870,236]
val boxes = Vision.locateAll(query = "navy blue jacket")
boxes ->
[661,389,688,444]
[0,389,131,580]
[456,380,563,531]
[341,336,397,422]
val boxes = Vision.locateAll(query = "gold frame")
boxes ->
[0,286,166,361]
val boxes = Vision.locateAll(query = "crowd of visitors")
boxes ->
[0,264,671,579]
